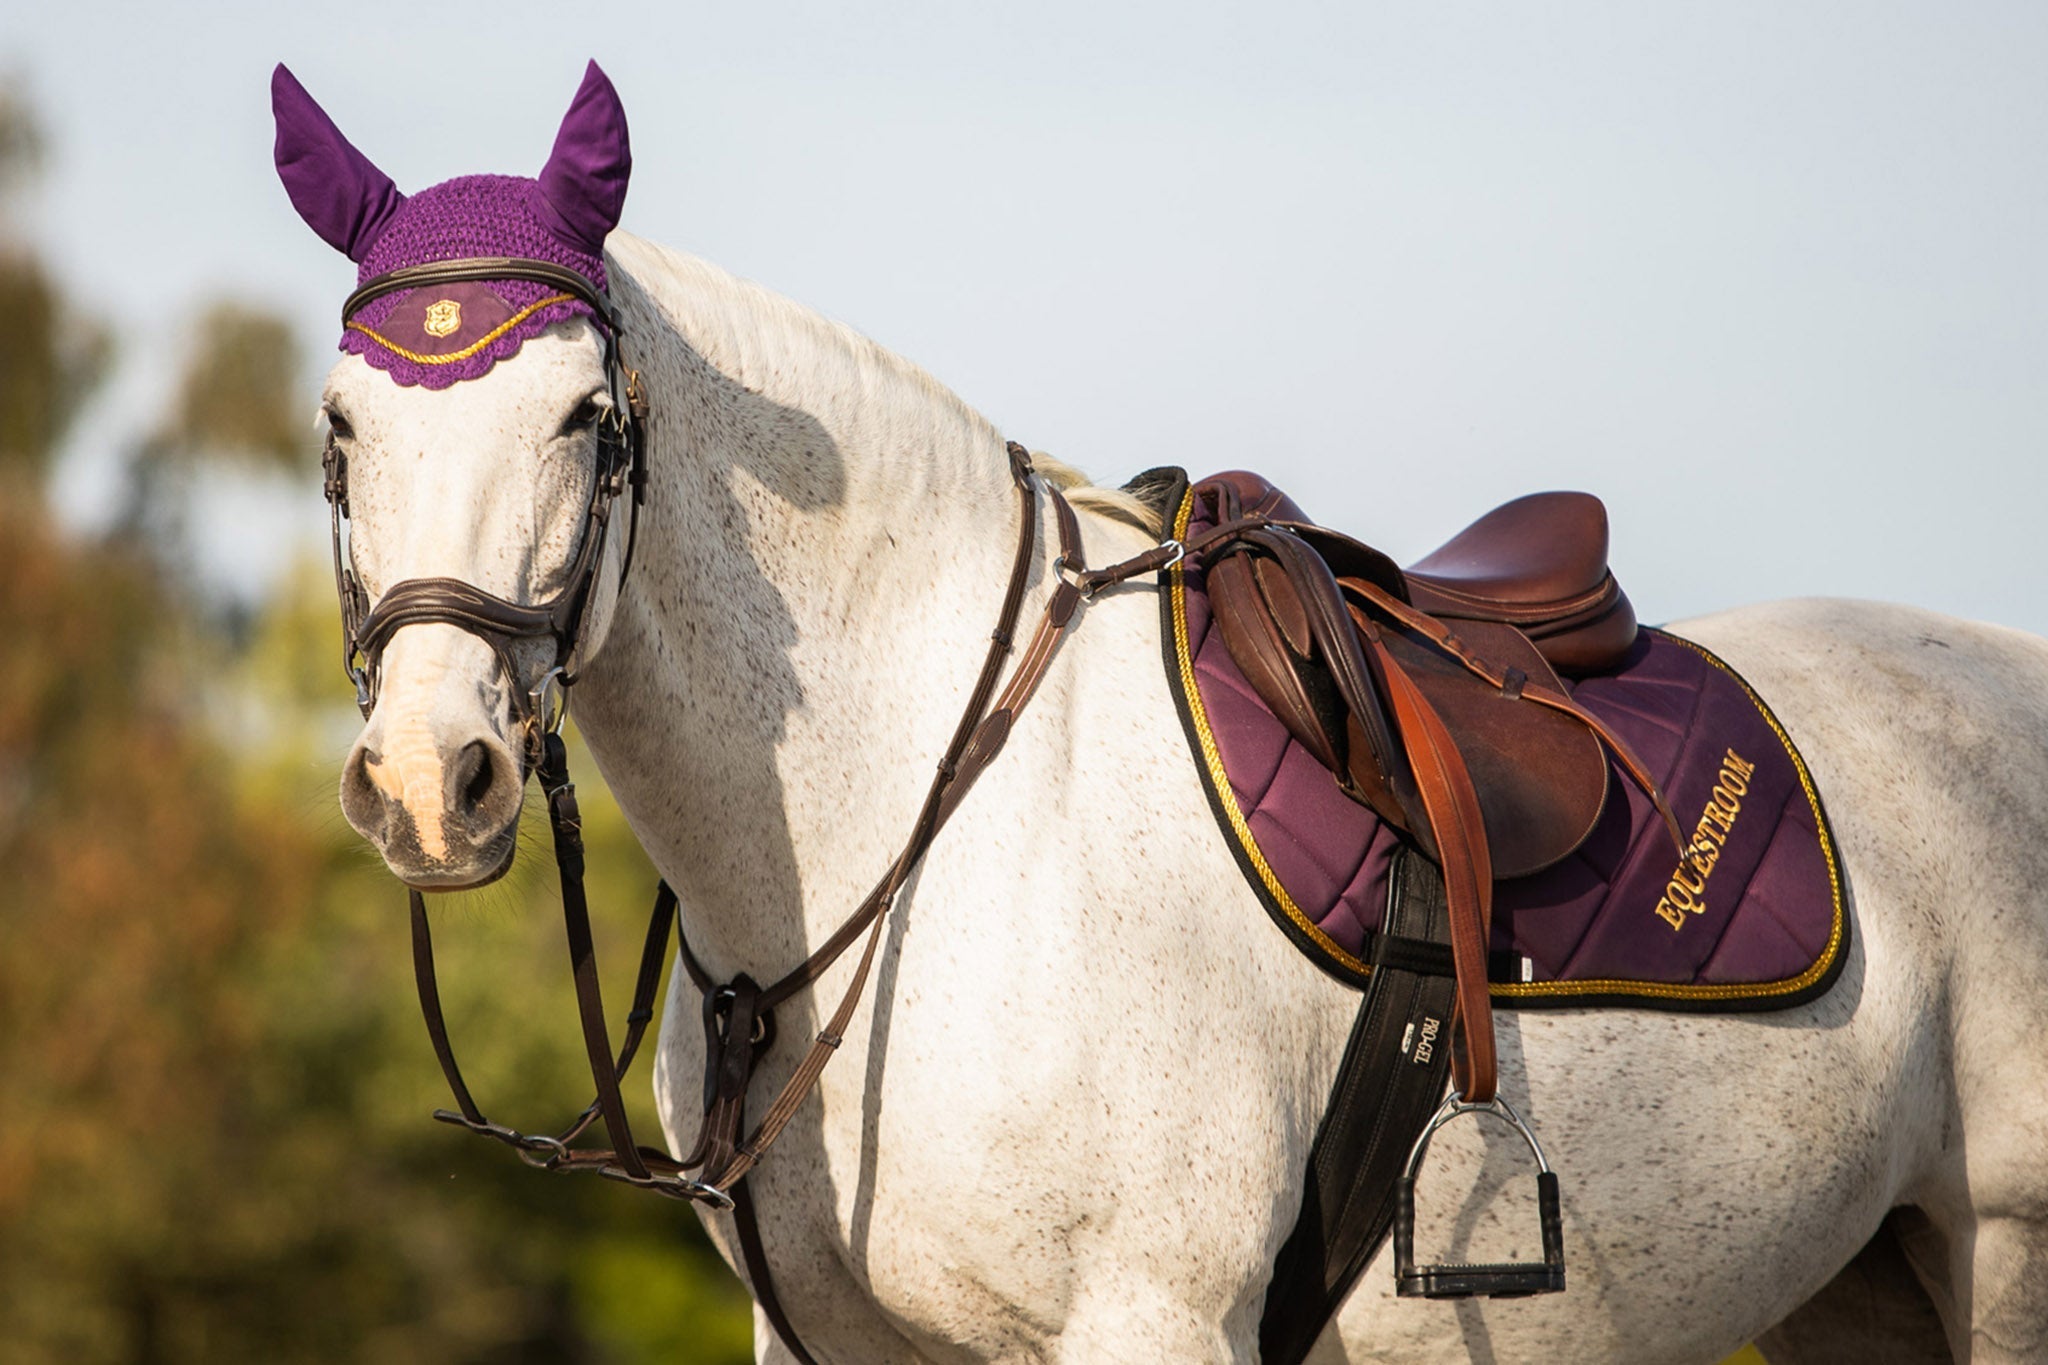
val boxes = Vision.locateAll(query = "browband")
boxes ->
[343,256,623,333]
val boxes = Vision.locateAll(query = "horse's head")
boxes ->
[274,62,638,888]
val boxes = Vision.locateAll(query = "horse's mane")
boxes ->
[1031,455,1165,536]
[609,233,1164,538]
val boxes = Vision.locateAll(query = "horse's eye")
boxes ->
[324,408,355,442]
[561,397,606,436]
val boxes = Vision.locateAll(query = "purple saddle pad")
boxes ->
[1159,477,1848,1012]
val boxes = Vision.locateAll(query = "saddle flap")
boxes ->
[1209,548,1345,774]
[1352,606,1608,878]
[1193,472,1617,878]
[1209,530,1413,826]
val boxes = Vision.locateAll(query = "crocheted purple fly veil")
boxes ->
[272,62,630,389]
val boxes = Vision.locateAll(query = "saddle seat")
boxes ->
[1404,492,1637,675]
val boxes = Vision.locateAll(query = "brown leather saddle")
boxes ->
[1193,472,1679,1105]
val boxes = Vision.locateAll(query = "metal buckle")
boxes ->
[530,665,569,737]
[710,986,771,1045]
[596,1165,736,1210]
[432,1109,572,1164]
[350,663,375,716]
[1394,1090,1567,1299]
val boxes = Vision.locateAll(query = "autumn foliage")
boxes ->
[0,88,751,1364]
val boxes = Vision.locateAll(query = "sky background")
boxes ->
[6,1,2045,633]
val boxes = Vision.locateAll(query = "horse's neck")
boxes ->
[577,235,1035,978]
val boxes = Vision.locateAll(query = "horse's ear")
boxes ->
[272,64,405,263]
[534,61,631,255]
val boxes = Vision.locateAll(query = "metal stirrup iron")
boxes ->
[1393,1090,1567,1299]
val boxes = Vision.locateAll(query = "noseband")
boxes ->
[322,256,648,748]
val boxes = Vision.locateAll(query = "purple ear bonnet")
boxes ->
[272,62,630,389]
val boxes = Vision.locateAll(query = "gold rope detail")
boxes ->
[346,293,578,365]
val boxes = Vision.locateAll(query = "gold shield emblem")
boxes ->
[423,298,463,338]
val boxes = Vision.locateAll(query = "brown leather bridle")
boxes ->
[324,257,649,733]
[325,255,1194,1361]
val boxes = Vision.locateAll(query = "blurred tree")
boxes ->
[112,297,304,637]
[0,82,752,1364]
[0,76,43,198]
[167,302,304,470]
[0,80,111,486]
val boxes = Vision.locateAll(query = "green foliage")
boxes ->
[165,302,306,470]
[0,501,755,1365]
[0,251,111,479]
[0,85,109,481]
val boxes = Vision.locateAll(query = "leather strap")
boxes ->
[411,738,691,1180]
[1357,622,1498,1102]
[733,1179,819,1365]
[674,440,1193,1188]
[344,256,624,332]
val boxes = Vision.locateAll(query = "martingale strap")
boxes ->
[666,442,1096,1202]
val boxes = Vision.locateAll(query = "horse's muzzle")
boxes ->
[342,723,524,889]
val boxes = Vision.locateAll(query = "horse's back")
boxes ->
[1670,596,2048,965]
[1667,598,2048,1364]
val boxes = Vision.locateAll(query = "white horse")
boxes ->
[269,47,2048,1352]
[317,221,2048,1362]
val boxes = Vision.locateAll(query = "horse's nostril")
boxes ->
[342,745,390,840]
[458,740,497,813]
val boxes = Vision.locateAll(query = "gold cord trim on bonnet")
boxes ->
[345,293,578,365]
